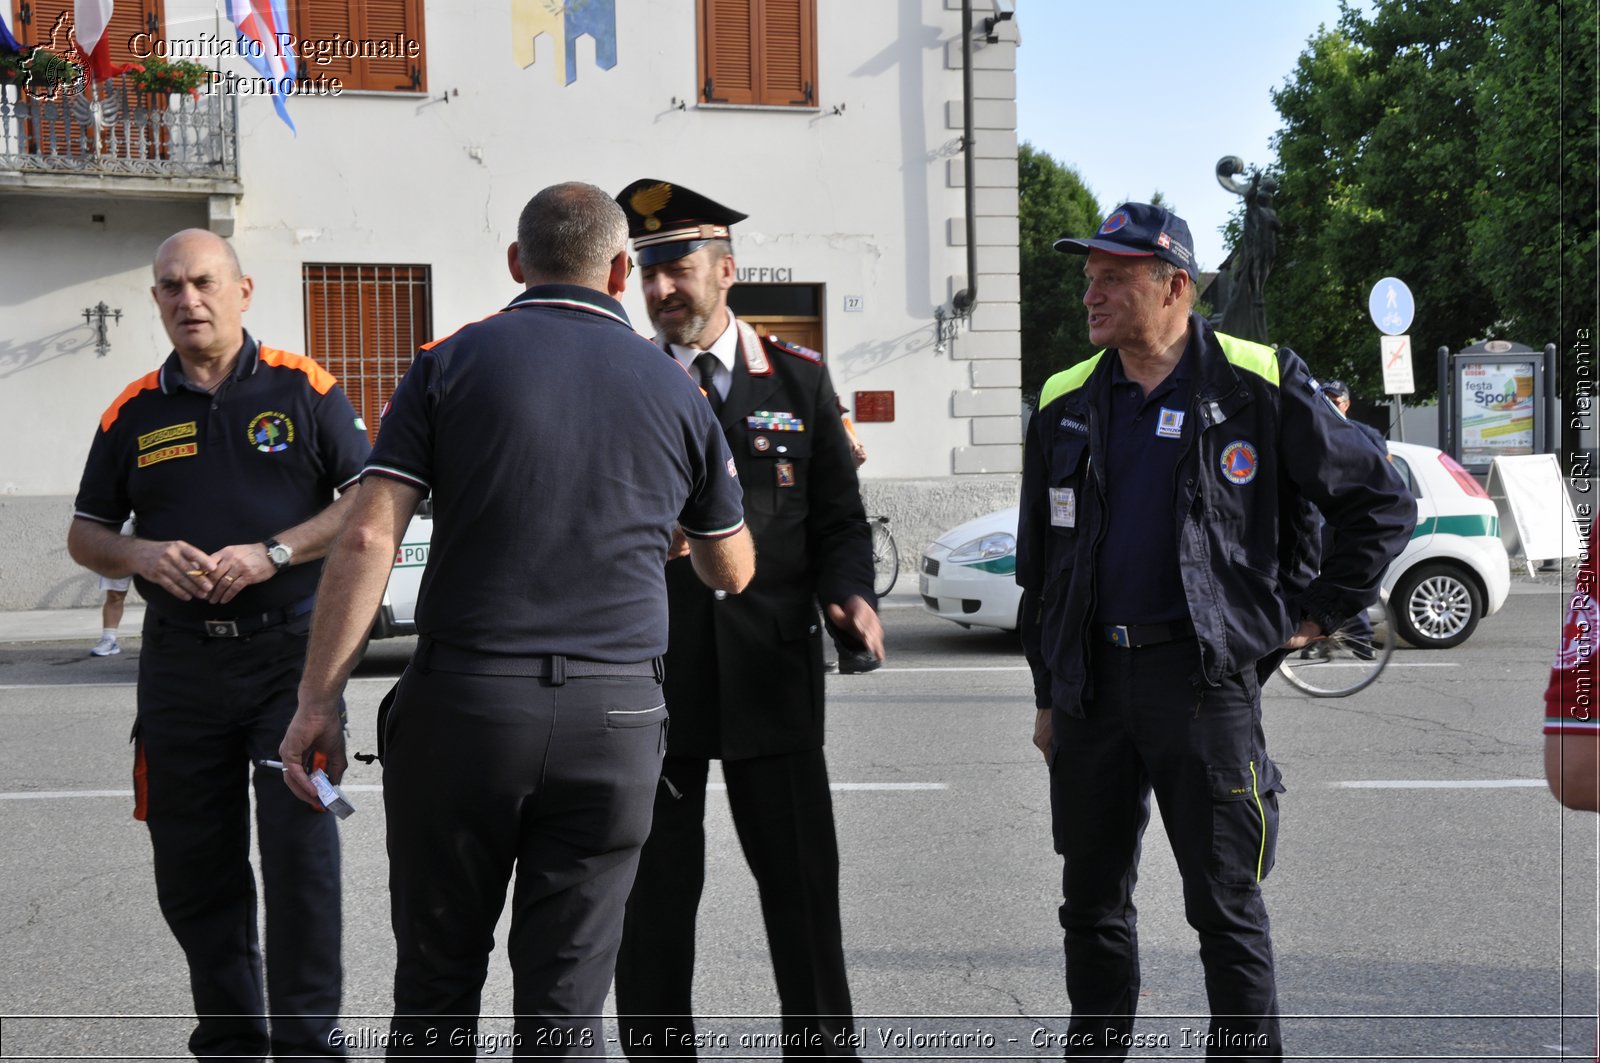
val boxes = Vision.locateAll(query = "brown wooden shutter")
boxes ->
[291,0,357,85]
[698,0,814,107]
[757,0,813,106]
[360,0,425,91]
[291,0,425,92]
[700,0,754,104]
[14,0,161,65]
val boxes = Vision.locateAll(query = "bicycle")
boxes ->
[1275,597,1397,697]
[868,515,899,596]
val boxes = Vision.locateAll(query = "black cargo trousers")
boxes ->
[1048,637,1286,1061]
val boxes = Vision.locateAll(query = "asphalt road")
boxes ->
[0,586,1593,1061]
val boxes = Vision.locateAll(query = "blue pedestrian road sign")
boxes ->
[1368,277,1415,336]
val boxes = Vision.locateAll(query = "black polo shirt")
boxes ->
[363,284,745,662]
[73,334,371,619]
[1093,331,1198,626]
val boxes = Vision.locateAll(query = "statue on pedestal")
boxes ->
[1210,156,1280,344]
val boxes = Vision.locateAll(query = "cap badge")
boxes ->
[1156,232,1172,249]
[1099,210,1130,235]
[630,182,673,232]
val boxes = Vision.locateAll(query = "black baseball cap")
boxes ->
[1322,379,1350,399]
[616,179,748,267]
[1053,201,1197,276]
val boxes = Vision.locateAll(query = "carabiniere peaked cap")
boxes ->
[616,178,748,267]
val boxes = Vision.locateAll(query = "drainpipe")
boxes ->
[951,0,979,320]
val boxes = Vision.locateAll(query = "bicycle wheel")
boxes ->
[870,519,899,596]
[1276,598,1396,698]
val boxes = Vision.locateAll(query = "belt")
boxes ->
[417,639,662,685]
[1100,618,1195,649]
[152,596,316,639]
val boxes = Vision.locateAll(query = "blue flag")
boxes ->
[0,10,21,54]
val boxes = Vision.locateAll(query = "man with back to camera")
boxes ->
[68,228,369,1060]
[1017,202,1415,1058]
[277,181,754,1056]
[611,178,885,1059]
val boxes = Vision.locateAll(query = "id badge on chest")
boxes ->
[1049,487,1076,528]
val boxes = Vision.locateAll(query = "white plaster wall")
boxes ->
[2,0,1018,492]
[0,0,1021,607]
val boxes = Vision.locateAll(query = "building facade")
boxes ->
[0,0,1020,609]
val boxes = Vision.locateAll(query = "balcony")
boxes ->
[0,81,241,231]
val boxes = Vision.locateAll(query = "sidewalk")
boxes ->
[0,604,148,645]
[0,563,1564,646]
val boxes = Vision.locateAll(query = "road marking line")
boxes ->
[1336,779,1545,789]
[0,782,949,800]
[0,683,138,691]
[863,666,1032,673]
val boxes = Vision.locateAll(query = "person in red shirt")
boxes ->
[1544,521,1599,811]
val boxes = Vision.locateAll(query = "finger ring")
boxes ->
[224,574,238,583]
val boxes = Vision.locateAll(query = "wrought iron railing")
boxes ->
[0,81,238,181]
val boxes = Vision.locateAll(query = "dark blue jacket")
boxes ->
[1017,316,1416,715]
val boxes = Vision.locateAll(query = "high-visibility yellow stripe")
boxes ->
[1039,352,1103,409]
[1038,330,1277,412]
[1250,759,1267,882]
[1216,333,1280,386]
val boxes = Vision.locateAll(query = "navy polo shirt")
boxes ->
[1093,332,1198,626]
[363,284,745,662]
[73,334,371,619]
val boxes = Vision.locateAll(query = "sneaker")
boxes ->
[837,648,881,675]
[90,636,120,657]
[1349,640,1376,661]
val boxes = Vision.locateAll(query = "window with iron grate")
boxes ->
[302,263,432,445]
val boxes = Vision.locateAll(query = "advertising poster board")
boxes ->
[1458,359,1536,467]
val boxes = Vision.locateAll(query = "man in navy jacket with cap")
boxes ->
[1018,202,1414,1058]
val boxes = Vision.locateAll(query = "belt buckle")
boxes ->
[204,619,241,638]
[1106,624,1131,648]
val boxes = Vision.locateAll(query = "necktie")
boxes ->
[694,352,723,416]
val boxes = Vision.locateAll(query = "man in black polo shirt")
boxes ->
[1019,203,1414,1057]
[278,181,754,1056]
[68,229,370,1060]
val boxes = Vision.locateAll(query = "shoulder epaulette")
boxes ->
[766,335,823,364]
[100,369,162,433]
[259,346,338,396]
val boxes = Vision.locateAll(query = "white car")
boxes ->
[918,441,1511,650]
[369,501,433,640]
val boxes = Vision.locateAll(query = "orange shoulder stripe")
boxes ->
[420,308,506,352]
[100,370,162,433]
[259,346,337,395]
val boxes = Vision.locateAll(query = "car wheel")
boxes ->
[1392,562,1483,649]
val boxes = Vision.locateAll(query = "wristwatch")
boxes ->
[264,538,293,571]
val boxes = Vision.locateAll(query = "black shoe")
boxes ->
[1350,641,1376,661]
[838,649,881,675]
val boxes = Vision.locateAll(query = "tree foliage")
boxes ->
[1018,142,1101,405]
[1263,0,1596,414]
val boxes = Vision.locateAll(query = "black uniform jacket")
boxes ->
[1018,317,1417,716]
[663,319,875,760]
